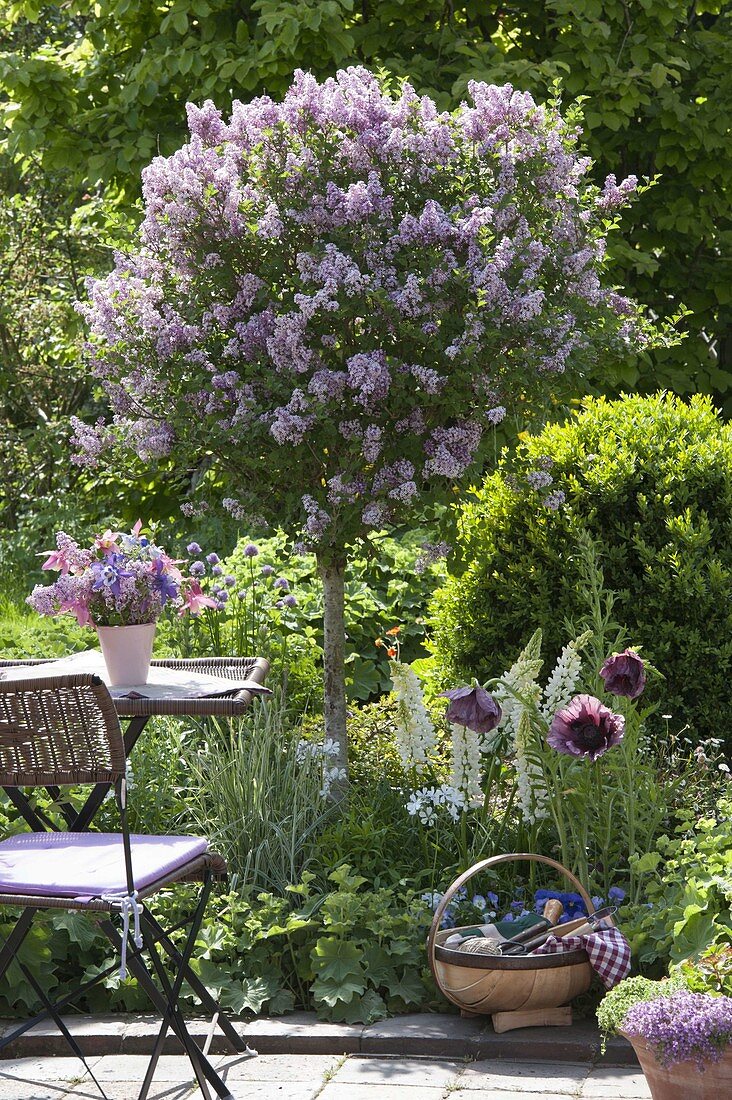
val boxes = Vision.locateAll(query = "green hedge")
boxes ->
[429,392,732,750]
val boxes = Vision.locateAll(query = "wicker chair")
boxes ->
[0,673,245,1100]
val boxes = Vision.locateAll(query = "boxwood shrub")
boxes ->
[429,393,732,750]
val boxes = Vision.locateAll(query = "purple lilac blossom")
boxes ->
[75,69,653,550]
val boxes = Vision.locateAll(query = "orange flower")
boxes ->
[375,638,383,647]
[387,646,397,657]
[386,626,401,636]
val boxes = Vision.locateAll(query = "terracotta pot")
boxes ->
[622,1031,732,1100]
[96,622,156,686]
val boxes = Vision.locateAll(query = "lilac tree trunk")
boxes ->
[317,551,348,789]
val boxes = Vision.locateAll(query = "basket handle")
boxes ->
[427,852,596,989]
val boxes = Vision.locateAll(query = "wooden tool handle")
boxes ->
[542,899,564,926]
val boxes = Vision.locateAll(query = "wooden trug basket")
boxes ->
[428,853,607,1034]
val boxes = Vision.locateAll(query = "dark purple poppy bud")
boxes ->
[440,685,502,734]
[548,694,624,761]
[599,649,646,699]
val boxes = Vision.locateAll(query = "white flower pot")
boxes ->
[96,623,157,686]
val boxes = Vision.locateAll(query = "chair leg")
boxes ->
[140,908,251,1054]
[137,877,214,1100]
[17,959,111,1100]
[0,908,37,985]
[100,892,235,1100]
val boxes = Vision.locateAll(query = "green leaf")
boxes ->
[311,937,364,983]
[311,972,366,1007]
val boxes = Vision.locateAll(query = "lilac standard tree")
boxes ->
[74,67,667,776]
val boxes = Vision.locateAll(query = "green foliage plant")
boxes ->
[626,796,732,968]
[186,694,334,894]
[430,392,732,752]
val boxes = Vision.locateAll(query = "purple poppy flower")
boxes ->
[211,564,223,576]
[440,685,502,734]
[243,543,259,558]
[261,564,275,577]
[599,648,646,699]
[547,694,625,761]
[190,561,205,577]
[206,552,220,565]
[187,542,202,555]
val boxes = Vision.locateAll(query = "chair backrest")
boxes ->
[0,674,126,787]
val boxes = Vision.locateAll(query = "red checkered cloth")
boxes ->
[532,927,632,989]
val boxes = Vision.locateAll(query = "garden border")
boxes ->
[0,1012,638,1064]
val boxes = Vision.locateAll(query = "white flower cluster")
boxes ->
[389,660,436,771]
[514,708,549,823]
[406,784,466,825]
[296,737,345,797]
[492,630,548,823]
[449,722,486,805]
[493,629,544,746]
[541,631,590,719]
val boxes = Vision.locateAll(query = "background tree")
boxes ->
[72,69,666,772]
[2,1,731,402]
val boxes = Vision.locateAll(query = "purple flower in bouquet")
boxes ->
[90,554,134,598]
[440,685,502,734]
[599,648,646,699]
[151,557,180,605]
[548,694,624,761]
[622,991,732,1070]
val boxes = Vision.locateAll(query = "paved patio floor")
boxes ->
[0,1053,652,1100]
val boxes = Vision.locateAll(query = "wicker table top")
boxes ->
[0,655,270,718]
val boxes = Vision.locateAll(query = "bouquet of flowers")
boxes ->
[27,522,219,628]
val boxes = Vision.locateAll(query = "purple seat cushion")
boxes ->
[0,833,209,899]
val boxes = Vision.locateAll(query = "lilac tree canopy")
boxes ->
[74,67,664,559]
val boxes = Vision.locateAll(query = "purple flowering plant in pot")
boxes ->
[72,67,675,776]
[600,978,732,1100]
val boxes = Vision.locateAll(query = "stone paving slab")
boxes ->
[459,1059,589,1093]
[328,1055,461,1088]
[0,1050,654,1100]
[0,1013,638,1065]
[319,1086,446,1100]
[579,1065,651,1098]
[452,1093,582,1100]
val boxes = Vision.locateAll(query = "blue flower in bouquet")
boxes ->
[609,886,626,904]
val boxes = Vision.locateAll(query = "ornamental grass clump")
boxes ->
[622,991,732,1070]
[74,66,671,771]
